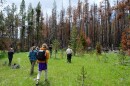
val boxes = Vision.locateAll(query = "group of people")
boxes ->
[28,43,49,85]
[7,43,73,85]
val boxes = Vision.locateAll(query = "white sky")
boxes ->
[1,0,114,16]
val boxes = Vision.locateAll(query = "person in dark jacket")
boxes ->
[8,47,14,66]
[28,46,37,75]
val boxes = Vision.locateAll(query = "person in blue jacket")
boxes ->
[28,46,37,75]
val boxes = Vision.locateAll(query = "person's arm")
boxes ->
[46,50,50,62]
[12,50,14,54]
[28,52,31,57]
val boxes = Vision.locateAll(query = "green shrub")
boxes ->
[102,53,108,63]
[96,42,102,55]
[77,66,92,86]
[0,51,7,59]
[118,50,126,65]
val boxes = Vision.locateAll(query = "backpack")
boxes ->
[36,50,46,61]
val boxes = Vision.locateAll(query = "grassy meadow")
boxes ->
[0,51,130,86]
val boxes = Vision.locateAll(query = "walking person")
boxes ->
[66,46,73,63]
[28,46,37,75]
[36,43,50,85]
[8,47,14,66]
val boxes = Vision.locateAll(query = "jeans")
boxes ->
[67,54,72,63]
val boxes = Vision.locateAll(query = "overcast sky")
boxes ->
[1,0,114,16]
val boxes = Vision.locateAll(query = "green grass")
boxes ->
[0,51,130,86]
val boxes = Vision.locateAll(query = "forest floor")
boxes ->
[0,51,130,86]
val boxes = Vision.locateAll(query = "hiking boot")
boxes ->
[36,81,39,85]
[35,79,39,85]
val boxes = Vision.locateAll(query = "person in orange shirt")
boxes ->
[36,43,50,85]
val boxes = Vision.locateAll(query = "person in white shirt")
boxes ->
[66,46,73,63]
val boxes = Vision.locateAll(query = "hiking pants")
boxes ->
[30,60,36,75]
[67,54,72,63]
[8,53,13,66]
